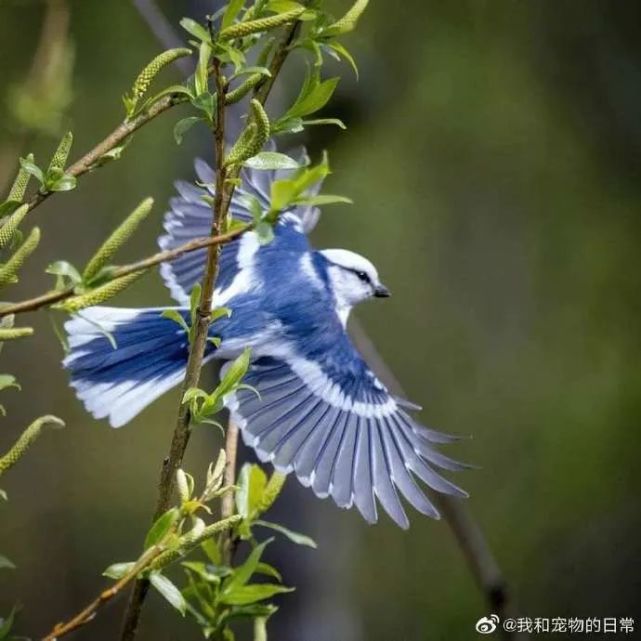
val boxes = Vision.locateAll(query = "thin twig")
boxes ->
[41,512,240,641]
[220,419,240,564]
[23,93,185,215]
[0,223,252,318]
[41,544,164,641]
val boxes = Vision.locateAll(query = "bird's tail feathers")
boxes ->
[64,306,203,428]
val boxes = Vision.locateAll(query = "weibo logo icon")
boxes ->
[475,614,499,634]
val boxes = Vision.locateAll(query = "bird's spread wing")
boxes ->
[158,148,322,304]
[224,337,468,529]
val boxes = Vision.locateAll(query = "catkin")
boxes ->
[0,415,65,476]
[324,0,369,36]
[224,100,270,167]
[0,227,41,288]
[83,198,153,282]
[133,48,192,99]
[0,327,33,341]
[219,9,303,41]
[225,73,264,105]
[0,204,29,249]
[7,154,34,202]
[257,472,286,515]
[48,132,73,172]
[58,270,147,312]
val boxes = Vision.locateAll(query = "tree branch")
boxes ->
[21,93,185,215]
[220,418,240,564]
[118,57,230,641]
[41,544,165,641]
[41,514,241,641]
[0,223,252,318]
[118,14,305,639]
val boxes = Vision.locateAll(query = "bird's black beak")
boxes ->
[374,284,391,298]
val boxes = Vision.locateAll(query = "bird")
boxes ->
[63,149,468,529]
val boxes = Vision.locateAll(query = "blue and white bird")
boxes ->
[63,151,468,528]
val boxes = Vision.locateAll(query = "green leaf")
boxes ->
[180,17,212,43]
[0,489,6,501]
[0,375,19,393]
[211,306,232,322]
[19,158,44,185]
[255,561,282,582]
[255,520,317,548]
[103,561,135,579]
[218,41,246,72]
[291,76,339,118]
[267,0,306,11]
[150,572,187,615]
[283,66,339,120]
[236,194,263,222]
[222,0,246,30]
[201,538,222,565]
[255,221,274,245]
[161,309,190,334]
[191,92,217,122]
[269,179,297,212]
[46,260,82,289]
[325,41,359,78]
[229,66,272,82]
[144,507,179,549]
[296,194,352,207]
[224,538,271,593]
[189,283,202,318]
[236,463,267,519]
[219,583,294,606]
[217,347,251,398]
[272,117,304,134]
[244,152,300,171]
[302,117,346,130]
[0,555,15,571]
[75,311,117,349]
[174,116,202,145]
[195,41,212,97]
[49,173,77,192]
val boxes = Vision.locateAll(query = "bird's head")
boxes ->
[320,249,390,323]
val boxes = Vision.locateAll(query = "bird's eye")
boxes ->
[356,271,370,283]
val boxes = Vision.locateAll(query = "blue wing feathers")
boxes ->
[353,421,377,523]
[227,352,467,527]
[371,423,410,528]
[330,415,358,508]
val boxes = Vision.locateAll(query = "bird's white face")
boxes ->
[321,249,390,325]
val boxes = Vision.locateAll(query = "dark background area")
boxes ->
[1,1,640,640]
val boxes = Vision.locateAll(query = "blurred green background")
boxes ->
[1,1,640,639]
